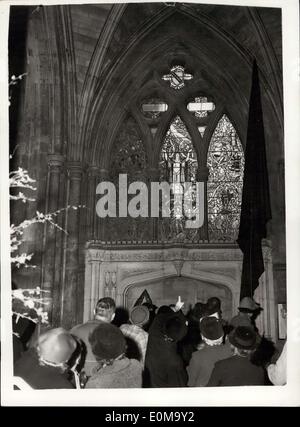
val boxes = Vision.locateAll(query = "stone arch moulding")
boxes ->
[122,270,236,318]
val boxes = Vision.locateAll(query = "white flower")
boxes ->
[24,300,34,309]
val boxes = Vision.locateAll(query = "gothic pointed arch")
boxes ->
[207,114,244,242]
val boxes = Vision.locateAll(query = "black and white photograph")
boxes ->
[1,0,300,407]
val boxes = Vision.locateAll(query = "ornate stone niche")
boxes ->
[84,242,276,340]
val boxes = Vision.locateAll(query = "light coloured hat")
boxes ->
[238,297,260,311]
[130,305,150,326]
[37,327,77,365]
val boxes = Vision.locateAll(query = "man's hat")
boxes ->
[229,326,258,350]
[238,297,260,312]
[206,297,221,315]
[200,317,224,340]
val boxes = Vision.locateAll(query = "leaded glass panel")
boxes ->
[207,114,244,242]
[141,98,168,119]
[158,116,200,242]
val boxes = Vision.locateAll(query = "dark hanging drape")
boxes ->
[237,59,272,299]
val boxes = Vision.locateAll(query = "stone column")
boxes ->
[42,153,64,324]
[96,168,109,240]
[196,166,209,241]
[61,161,83,328]
[148,167,160,242]
[86,166,100,240]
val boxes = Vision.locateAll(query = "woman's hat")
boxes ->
[200,317,224,340]
[130,305,150,326]
[37,327,77,364]
[229,326,258,350]
[89,323,126,360]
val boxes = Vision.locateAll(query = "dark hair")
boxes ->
[95,297,116,310]
[157,305,173,315]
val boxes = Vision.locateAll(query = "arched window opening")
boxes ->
[207,114,244,242]
[158,116,199,242]
[160,115,197,184]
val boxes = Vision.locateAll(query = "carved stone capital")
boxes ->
[47,154,65,172]
[67,161,83,181]
[98,168,109,180]
[87,165,100,178]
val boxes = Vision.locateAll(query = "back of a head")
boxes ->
[94,297,116,322]
[206,297,221,313]
[229,326,258,354]
[89,323,126,361]
[157,305,173,315]
[190,302,206,322]
[200,316,224,344]
[37,327,77,365]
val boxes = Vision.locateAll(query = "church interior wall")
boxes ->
[9,3,285,333]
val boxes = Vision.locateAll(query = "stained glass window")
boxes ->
[207,114,244,242]
[141,98,168,119]
[110,116,147,178]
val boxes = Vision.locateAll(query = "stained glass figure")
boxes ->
[158,116,199,241]
[207,114,244,242]
[160,116,198,184]
[141,98,168,119]
[110,116,147,177]
[162,65,193,90]
[187,97,215,118]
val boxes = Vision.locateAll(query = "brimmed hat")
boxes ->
[229,326,258,350]
[200,317,224,340]
[130,305,150,326]
[89,323,126,360]
[206,297,221,315]
[238,297,260,312]
[37,327,77,364]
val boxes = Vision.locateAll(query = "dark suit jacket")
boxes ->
[207,354,266,386]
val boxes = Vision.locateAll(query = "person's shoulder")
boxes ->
[71,320,100,333]
[129,358,143,371]
[214,355,234,368]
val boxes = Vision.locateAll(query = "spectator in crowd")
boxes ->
[14,328,79,389]
[204,297,222,319]
[178,303,204,367]
[230,297,261,330]
[120,305,149,366]
[141,302,157,332]
[145,299,188,388]
[71,297,116,376]
[85,323,142,388]
[267,341,287,385]
[207,326,265,386]
[187,317,232,386]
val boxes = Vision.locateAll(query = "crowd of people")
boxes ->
[12,295,287,389]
